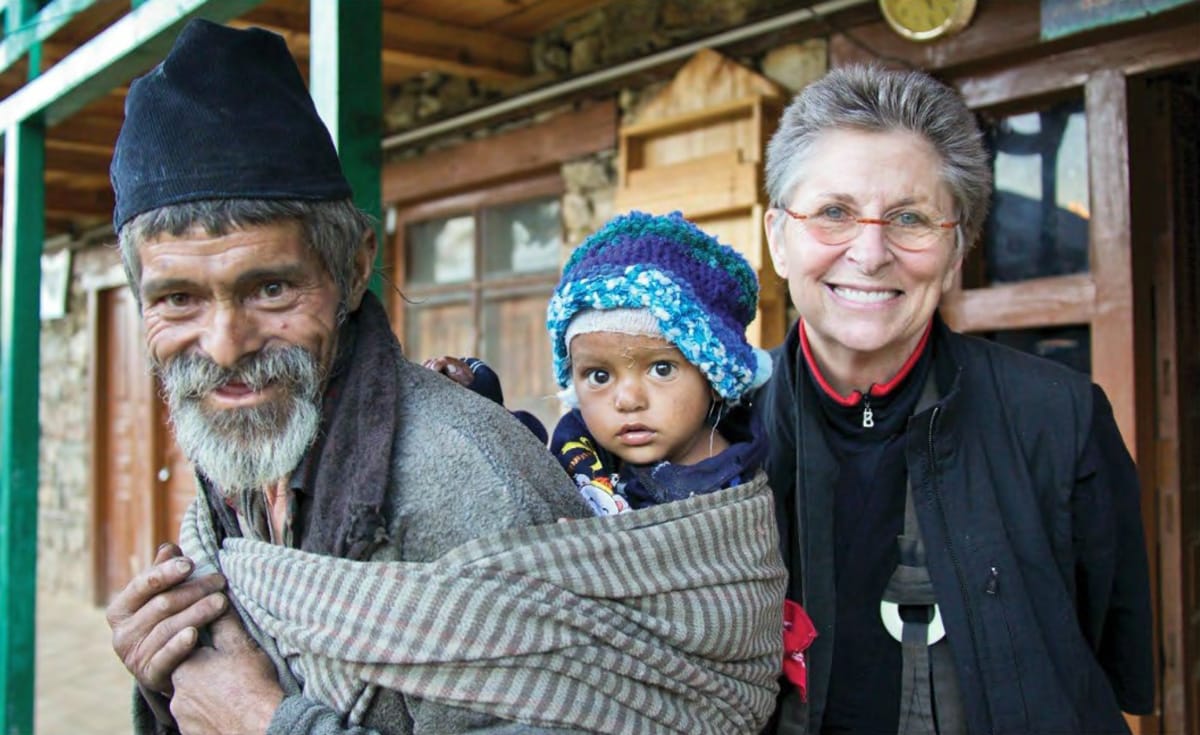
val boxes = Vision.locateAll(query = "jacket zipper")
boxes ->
[925,404,990,731]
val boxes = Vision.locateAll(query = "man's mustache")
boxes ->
[156,346,321,402]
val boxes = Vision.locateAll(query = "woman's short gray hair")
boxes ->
[765,65,992,252]
[117,198,375,308]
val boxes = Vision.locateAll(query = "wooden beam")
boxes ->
[0,0,265,129]
[38,142,113,171]
[940,273,1096,333]
[1085,70,1137,451]
[233,16,527,83]
[238,3,531,81]
[380,47,522,83]
[45,114,121,151]
[42,184,113,216]
[381,10,531,80]
[488,0,616,36]
[382,99,616,205]
[955,21,1200,109]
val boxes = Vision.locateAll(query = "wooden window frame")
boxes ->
[388,171,565,352]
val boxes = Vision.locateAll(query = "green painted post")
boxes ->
[1,0,42,728]
[309,0,384,296]
[0,121,44,735]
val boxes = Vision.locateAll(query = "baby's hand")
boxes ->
[422,356,473,388]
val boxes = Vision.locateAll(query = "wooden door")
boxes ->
[1135,65,1200,735]
[155,393,196,545]
[91,284,195,603]
[92,286,157,603]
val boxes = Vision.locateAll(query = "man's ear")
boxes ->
[346,228,377,311]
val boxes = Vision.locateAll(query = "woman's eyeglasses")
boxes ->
[780,206,957,251]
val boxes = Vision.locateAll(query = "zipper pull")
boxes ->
[862,399,875,428]
[985,566,999,595]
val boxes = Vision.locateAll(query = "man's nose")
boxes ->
[844,221,893,274]
[199,302,264,368]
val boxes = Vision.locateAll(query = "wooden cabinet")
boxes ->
[614,50,792,349]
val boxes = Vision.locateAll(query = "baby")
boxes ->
[546,210,773,515]
[426,211,816,700]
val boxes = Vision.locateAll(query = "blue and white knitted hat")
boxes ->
[547,210,773,404]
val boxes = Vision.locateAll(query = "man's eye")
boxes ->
[650,361,676,378]
[584,369,610,386]
[163,293,191,308]
[260,281,287,299]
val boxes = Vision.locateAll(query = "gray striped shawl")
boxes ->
[180,473,786,733]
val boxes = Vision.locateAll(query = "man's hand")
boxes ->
[169,611,284,735]
[106,542,228,694]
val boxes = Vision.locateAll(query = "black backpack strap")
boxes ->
[881,373,965,734]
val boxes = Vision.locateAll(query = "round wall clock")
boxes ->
[878,0,977,42]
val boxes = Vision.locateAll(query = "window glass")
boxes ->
[981,98,1089,283]
[482,197,562,277]
[407,214,475,284]
[983,324,1091,375]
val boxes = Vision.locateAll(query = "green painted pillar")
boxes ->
[0,121,44,735]
[309,0,384,297]
[0,130,44,735]
[0,0,42,729]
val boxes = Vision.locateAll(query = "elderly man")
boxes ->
[104,19,592,735]
[108,18,790,735]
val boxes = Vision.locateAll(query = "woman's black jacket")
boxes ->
[756,318,1154,734]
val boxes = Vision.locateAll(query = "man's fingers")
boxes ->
[106,554,196,627]
[141,625,200,694]
[152,542,183,566]
[131,587,228,654]
[110,584,228,691]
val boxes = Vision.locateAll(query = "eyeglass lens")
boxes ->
[795,213,952,250]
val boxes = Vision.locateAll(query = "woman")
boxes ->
[756,65,1154,734]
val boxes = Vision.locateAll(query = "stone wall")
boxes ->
[38,243,123,598]
[560,151,618,253]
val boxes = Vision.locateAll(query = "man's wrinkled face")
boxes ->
[137,221,342,497]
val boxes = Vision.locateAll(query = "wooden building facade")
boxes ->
[3,0,1196,731]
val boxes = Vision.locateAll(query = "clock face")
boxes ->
[879,0,977,41]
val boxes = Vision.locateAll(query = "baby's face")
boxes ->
[569,331,719,466]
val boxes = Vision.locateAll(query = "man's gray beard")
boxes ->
[156,347,323,500]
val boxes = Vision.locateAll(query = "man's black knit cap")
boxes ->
[110,18,352,232]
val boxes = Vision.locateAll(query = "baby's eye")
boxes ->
[584,369,610,386]
[650,361,676,378]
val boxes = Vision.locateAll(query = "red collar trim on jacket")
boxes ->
[798,320,933,407]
